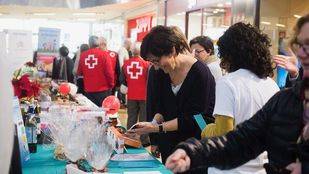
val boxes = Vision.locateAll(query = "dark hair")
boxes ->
[291,14,309,46]
[141,25,190,60]
[189,36,214,55]
[217,22,273,78]
[80,44,89,53]
[59,46,69,57]
[88,36,99,48]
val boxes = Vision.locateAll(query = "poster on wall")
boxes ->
[38,27,60,53]
[127,14,153,42]
[7,30,33,74]
[12,97,30,166]
[37,27,61,75]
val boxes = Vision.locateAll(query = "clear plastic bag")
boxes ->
[40,105,113,169]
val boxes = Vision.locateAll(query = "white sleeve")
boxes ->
[213,78,235,118]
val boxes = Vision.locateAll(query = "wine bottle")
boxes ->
[25,114,37,153]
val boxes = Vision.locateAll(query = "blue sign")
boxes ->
[12,97,30,166]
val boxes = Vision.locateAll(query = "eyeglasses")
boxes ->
[147,57,160,65]
[194,49,205,54]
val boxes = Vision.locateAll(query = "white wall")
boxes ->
[93,22,124,52]
[0,31,14,174]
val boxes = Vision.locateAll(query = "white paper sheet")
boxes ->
[124,171,161,174]
[110,153,154,161]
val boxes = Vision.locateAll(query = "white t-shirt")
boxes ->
[207,59,222,81]
[208,69,279,174]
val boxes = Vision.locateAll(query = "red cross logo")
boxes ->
[127,61,143,79]
[85,54,98,69]
[109,52,116,57]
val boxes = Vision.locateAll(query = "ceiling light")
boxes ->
[261,21,271,25]
[276,23,285,27]
[73,12,96,16]
[77,18,96,21]
[217,3,224,7]
[33,13,55,16]
[294,14,301,18]
[225,2,232,6]
[213,10,218,14]
[0,13,3,16]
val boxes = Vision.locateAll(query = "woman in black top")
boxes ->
[129,26,215,163]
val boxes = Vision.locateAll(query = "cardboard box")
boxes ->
[109,126,142,148]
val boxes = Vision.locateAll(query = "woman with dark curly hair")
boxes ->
[198,22,280,174]
[166,15,309,174]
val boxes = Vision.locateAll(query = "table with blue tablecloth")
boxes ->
[22,145,172,174]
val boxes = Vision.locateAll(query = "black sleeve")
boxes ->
[146,66,159,122]
[51,58,57,80]
[146,66,160,145]
[302,162,309,174]
[176,92,280,170]
[298,138,309,173]
[120,65,127,86]
[177,64,215,137]
[115,56,121,87]
[119,69,127,86]
[66,57,74,83]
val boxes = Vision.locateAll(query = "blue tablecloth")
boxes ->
[22,145,172,174]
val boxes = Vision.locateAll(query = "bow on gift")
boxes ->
[12,74,40,99]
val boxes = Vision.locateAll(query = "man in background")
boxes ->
[52,46,74,83]
[98,37,121,95]
[77,36,114,106]
[122,42,150,146]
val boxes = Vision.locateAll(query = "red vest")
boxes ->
[78,48,114,92]
[104,50,120,88]
[123,57,150,100]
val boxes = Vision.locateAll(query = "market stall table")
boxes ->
[22,145,172,174]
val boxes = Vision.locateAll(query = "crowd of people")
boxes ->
[45,13,309,174]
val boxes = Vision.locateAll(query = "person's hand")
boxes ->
[165,149,191,173]
[126,122,158,135]
[286,162,301,174]
[273,48,299,78]
[124,131,140,140]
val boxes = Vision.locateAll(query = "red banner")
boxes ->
[127,15,153,42]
